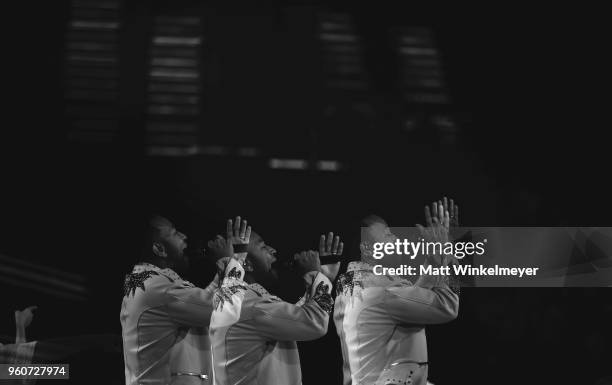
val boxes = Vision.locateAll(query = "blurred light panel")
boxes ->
[199,145,229,156]
[147,145,200,157]
[153,36,201,46]
[236,147,261,157]
[397,27,449,105]
[146,144,262,158]
[64,0,122,143]
[318,12,368,91]
[396,28,458,140]
[146,15,203,155]
[0,253,88,301]
[315,11,366,173]
[269,159,308,170]
[71,20,119,30]
[316,160,343,172]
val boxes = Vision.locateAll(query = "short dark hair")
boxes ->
[360,214,387,229]
[344,214,387,263]
[141,215,167,261]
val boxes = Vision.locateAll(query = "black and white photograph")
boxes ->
[1,2,611,384]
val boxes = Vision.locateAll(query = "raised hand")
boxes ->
[318,232,343,260]
[420,203,449,242]
[426,197,459,228]
[318,232,344,281]
[443,196,459,228]
[226,216,252,263]
[292,250,321,277]
[418,202,450,268]
[419,201,462,270]
[15,306,37,329]
[207,235,231,261]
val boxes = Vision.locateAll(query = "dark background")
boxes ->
[1,2,611,384]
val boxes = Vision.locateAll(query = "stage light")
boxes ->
[269,158,308,170]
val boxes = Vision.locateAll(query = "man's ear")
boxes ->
[359,241,373,258]
[243,257,254,272]
[152,242,167,258]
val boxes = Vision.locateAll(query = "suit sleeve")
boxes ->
[252,272,333,341]
[382,280,459,325]
[165,259,245,327]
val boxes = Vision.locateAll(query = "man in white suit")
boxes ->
[120,215,250,385]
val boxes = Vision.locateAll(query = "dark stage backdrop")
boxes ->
[1,2,611,385]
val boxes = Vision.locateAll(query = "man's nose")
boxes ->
[180,232,187,240]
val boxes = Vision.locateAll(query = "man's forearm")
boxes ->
[15,324,26,344]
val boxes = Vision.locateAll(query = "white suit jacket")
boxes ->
[209,269,333,385]
[120,262,229,385]
[334,262,459,385]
